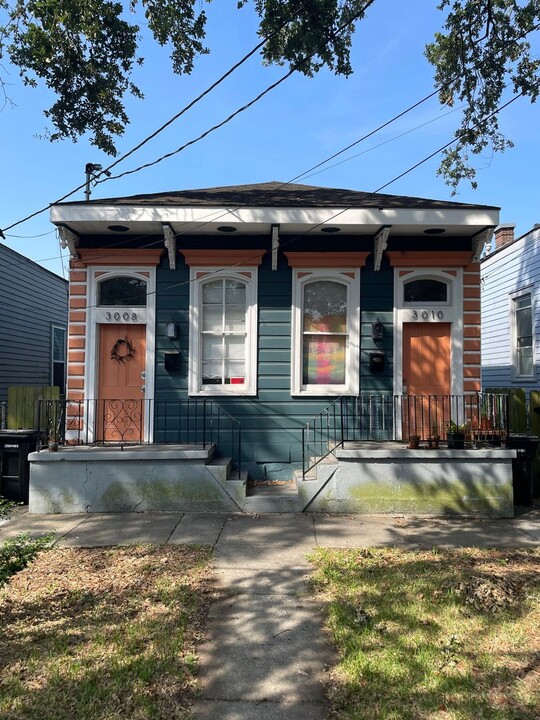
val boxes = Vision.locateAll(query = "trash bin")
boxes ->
[507,433,539,507]
[0,430,43,504]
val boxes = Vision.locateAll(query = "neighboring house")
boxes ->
[31,182,517,517]
[0,243,68,406]
[481,224,540,391]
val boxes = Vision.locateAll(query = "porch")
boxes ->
[27,394,517,517]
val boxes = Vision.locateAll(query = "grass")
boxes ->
[310,547,540,720]
[0,545,216,720]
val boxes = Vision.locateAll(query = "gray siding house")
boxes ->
[481,224,540,390]
[0,243,68,404]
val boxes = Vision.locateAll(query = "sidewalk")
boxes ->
[2,508,539,720]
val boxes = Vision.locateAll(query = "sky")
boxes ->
[1,0,539,278]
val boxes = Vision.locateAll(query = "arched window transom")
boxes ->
[98,276,147,306]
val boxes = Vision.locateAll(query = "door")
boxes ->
[97,324,146,442]
[402,323,451,438]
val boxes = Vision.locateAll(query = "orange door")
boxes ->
[403,323,451,438]
[97,324,146,442]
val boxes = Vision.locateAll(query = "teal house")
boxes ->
[29,182,516,516]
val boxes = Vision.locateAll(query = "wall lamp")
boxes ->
[166,322,178,339]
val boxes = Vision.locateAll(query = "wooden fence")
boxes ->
[6,386,60,430]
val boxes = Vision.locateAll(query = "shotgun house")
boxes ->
[29,182,516,516]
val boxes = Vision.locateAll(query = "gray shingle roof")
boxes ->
[60,181,499,210]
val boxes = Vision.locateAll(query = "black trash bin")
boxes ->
[0,430,43,504]
[507,433,539,507]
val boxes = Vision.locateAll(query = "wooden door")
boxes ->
[402,323,451,438]
[97,324,146,442]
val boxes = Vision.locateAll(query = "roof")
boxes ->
[59,181,499,211]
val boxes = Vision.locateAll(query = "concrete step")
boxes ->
[247,480,298,497]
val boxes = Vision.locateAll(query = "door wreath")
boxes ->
[110,337,136,364]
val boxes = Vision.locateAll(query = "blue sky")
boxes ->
[2,0,539,278]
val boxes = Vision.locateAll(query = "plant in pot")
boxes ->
[47,405,63,452]
[446,420,467,449]
[427,423,441,449]
[408,433,421,449]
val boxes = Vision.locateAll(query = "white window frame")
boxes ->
[510,288,535,381]
[188,267,258,396]
[291,269,360,396]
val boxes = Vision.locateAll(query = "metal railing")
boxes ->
[37,398,242,474]
[302,393,510,477]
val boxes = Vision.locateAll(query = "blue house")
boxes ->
[29,182,517,516]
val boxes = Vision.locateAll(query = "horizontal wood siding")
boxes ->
[481,229,540,387]
[0,244,68,404]
[155,252,395,473]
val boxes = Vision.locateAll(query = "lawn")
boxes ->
[0,545,215,720]
[310,547,540,720]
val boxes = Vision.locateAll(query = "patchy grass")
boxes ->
[0,545,216,720]
[0,533,54,587]
[310,547,540,720]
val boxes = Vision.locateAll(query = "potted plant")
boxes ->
[408,434,421,449]
[446,420,466,449]
[47,404,63,452]
[427,423,441,449]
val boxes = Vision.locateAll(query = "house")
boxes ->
[481,224,540,391]
[0,243,68,411]
[28,182,517,516]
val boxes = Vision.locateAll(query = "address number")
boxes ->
[105,311,139,322]
[412,310,444,320]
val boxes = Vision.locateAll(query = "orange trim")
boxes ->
[399,270,413,276]
[70,271,87,282]
[386,251,471,267]
[68,378,84,390]
[464,326,481,337]
[68,350,85,363]
[70,284,87,296]
[464,353,481,364]
[464,273,479,283]
[463,312,481,324]
[463,300,481,312]
[464,380,481,392]
[68,363,85,377]
[74,248,163,267]
[463,286,480,298]
[464,263,480,272]
[69,311,86,323]
[69,297,87,309]
[67,390,84,402]
[284,251,369,268]
[68,337,85,350]
[464,367,481,378]
[464,339,481,351]
[181,249,266,267]
[69,324,86,336]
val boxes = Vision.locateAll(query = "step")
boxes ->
[247,479,298,497]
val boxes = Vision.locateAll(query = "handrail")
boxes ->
[37,397,242,475]
[302,397,345,478]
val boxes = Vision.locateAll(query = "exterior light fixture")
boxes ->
[371,320,384,341]
[166,322,178,339]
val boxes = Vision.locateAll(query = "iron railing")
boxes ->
[38,398,242,474]
[302,393,510,477]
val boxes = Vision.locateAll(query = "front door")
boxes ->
[402,322,451,438]
[97,324,146,442]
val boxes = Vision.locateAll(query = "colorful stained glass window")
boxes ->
[302,281,347,385]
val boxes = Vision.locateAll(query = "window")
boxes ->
[404,278,448,303]
[189,269,258,395]
[513,293,534,378]
[51,325,66,392]
[98,276,147,306]
[292,270,360,395]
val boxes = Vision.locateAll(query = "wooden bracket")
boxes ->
[374,225,392,271]
[58,225,80,259]
[271,224,280,271]
[472,226,496,262]
[163,223,176,271]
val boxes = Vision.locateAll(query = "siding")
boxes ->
[481,228,540,388]
[0,244,68,404]
[155,251,394,475]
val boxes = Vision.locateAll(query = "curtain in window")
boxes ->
[302,281,347,384]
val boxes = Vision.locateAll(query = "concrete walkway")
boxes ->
[1,508,539,719]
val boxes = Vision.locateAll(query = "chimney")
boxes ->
[494,224,515,250]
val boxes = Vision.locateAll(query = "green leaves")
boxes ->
[426,0,540,190]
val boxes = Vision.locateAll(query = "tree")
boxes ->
[1,0,539,189]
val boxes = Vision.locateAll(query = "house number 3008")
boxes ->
[105,311,138,322]
[412,310,444,320]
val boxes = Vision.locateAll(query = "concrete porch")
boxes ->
[28,441,516,517]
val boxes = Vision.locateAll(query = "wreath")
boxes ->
[110,337,136,364]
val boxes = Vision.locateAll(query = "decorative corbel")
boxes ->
[163,223,176,271]
[374,225,392,271]
[472,226,496,262]
[271,224,280,271]
[58,225,80,259]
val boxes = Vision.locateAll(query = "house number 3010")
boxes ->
[105,311,138,322]
[412,310,444,320]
